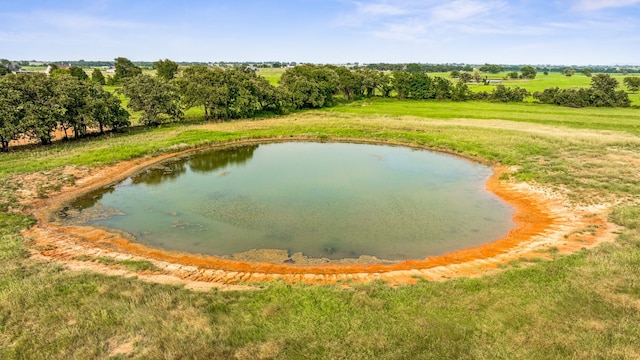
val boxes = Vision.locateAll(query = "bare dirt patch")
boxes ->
[21,139,618,288]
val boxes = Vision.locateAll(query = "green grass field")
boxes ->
[257,67,286,85]
[2,97,640,358]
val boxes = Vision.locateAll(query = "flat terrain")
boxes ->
[1,99,640,358]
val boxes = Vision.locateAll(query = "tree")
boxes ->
[54,74,91,139]
[623,77,640,92]
[451,80,472,101]
[0,64,9,77]
[328,65,363,100]
[472,70,482,83]
[458,72,472,83]
[391,71,411,99]
[68,66,89,80]
[114,57,142,83]
[507,71,519,79]
[582,68,593,77]
[490,85,529,102]
[450,70,460,78]
[85,83,130,133]
[5,73,62,144]
[479,64,503,74]
[91,68,106,85]
[154,59,179,81]
[405,63,423,73]
[0,77,24,151]
[279,65,339,109]
[520,66,537,79]
[120,75,182,126]
[356,68,384,97]
[563,68,576,77]
[591,74,619,93]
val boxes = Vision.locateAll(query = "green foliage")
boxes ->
[479,63,503,73]
[520,66,537,79]
[623,77,640,92]
[279,64,339,109]
[68,66,88,81]
[90,68,105,85]
[582,68,593,77]
[458,72,472,83]
[534,74,630,108]
[0,73,130,150]
[488,85,530,102]
[405,63,424,73]
[176,66,281,120]
[507,71,519,79]
[120,74,182,126]
[0,63,10,76]
[114,57,142,83]
[154,58,179,81]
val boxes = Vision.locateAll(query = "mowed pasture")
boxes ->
[1,96,640,358]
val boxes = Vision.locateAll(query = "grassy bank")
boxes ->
[1,100,640,358]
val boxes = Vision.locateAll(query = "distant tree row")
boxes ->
[0,73,129,151]
[533,74,631,108]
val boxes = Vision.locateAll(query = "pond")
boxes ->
[58,142,515,263]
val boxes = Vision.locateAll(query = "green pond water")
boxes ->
[59,142,515,262]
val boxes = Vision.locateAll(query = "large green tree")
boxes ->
[154,59,179,81]
[120,75,182,126]
[54,74,91,139]
[0,77,24,151]
[479,64,503,73]
[5,73,62,145]
[279,65,339,109]
[85,83,130,134]
[114,57,142,83]
[520,66,537,79]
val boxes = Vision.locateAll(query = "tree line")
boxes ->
[1,57,636,152]
[0,73,129,151]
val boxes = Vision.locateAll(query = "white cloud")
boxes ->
[431,0,505,22]
[358,3,408,16]
[572,0,640,11]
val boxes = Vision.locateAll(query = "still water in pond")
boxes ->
[59,142,515,261]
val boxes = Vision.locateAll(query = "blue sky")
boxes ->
[1,0,639,65]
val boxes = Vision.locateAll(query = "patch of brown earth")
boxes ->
[22,139,618,288]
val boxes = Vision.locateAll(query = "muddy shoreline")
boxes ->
[23,138,617,286]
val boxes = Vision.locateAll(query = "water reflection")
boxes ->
[59,142,515,261]
[131,144,259,185]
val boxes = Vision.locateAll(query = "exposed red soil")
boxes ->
[22,139,617,287]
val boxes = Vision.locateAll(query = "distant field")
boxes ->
[257,67,286,85]
[430,71,640,104]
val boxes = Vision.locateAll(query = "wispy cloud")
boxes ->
[430,0,505,23]
[572,0,640,11]
[338,0,511,42]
